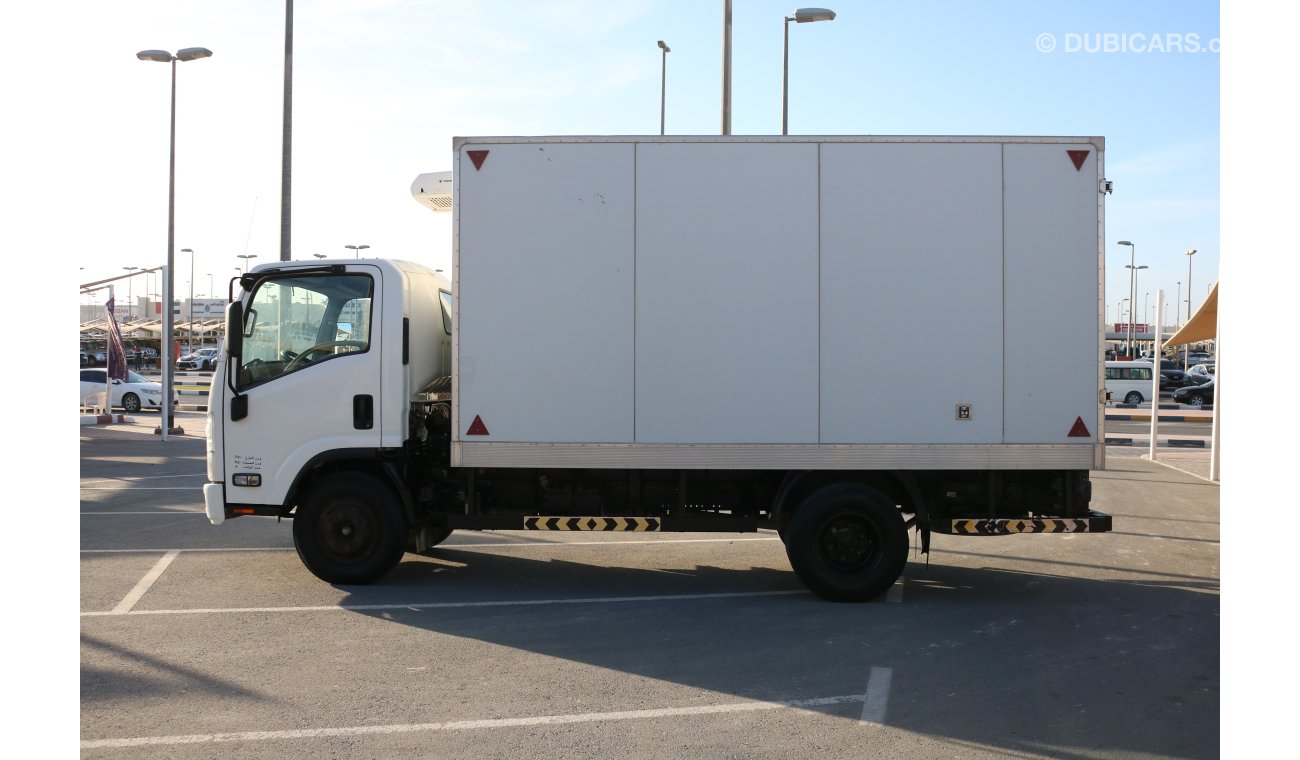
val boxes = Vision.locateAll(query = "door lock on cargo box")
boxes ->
[956,404,972,420]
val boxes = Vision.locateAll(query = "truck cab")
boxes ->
[204,259,451,523]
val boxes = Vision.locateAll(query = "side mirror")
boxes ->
[225,301,243,362]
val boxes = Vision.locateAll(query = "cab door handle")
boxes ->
[353,395,373,429]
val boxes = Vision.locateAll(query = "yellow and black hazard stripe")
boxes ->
[523,516,662,532]
[948,518,1099,535]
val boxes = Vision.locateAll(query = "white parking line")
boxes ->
[859,666,893,725]
[81,693,868,749]
[83,589,809,617]
[110,550,179,615]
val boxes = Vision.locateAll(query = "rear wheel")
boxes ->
[293,473,406,584]
[784,483,909,602]
[1124,391,1144,404]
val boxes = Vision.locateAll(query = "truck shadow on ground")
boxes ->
[332,544,1218,760]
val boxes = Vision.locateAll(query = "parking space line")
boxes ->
[83,589,808,617]
[110,550,179,615]
[859,666,893,725]
[80,473,206,488]
[81,693,867,749]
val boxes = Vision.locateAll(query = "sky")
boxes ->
[19,2,1300,751]
[35,0,1220,325]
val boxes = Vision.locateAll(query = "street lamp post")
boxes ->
[138,45,212,439]
[238,254,257,274]
[657,40,670,135]
[782,8,837,135]
[182,247,194,341]
[1117,241,1145,358]
[722,0,732,135]
[1184,248,1197,368]
[122,267,139,321]
[345,244,370,258]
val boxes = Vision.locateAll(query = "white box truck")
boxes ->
[204,136,1112,602]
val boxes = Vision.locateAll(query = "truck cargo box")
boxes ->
[452,136,1105,471]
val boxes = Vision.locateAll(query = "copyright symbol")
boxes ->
[1036,33,1056,53]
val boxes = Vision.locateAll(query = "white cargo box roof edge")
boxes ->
[452,135,1105,149]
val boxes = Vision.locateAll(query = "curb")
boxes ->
[80,413,131,426]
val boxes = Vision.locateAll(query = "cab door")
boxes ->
[220,267,384,508]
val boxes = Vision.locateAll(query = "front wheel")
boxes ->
[784,483,909,602]
[1187,394,1206,407]
[120,393,141,413]
[293,473,407,584]
[1124,391,1144,404]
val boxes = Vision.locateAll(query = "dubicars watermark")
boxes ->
[1035,32,1219,54]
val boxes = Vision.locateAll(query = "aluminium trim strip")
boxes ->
[458,443,1096,470]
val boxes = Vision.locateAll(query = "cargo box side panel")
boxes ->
[634,142,820,443]
[456,142,635,443]
[1003,143,1100,443]
[820,142,1005,443]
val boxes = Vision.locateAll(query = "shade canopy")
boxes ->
[1165,281,1218,347]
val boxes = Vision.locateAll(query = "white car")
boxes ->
[176,347,221,371]
[79,368,178,413]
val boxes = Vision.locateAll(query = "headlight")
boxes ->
[143,389,161,396]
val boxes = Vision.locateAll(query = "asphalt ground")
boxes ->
[77,411,1222,759]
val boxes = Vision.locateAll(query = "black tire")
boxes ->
[410,526,455,555]
[1188,394,1206,407]
[121,393,141,413]
[293,473,407,584]
[1124,391,1143,404]
[784,483,909,602]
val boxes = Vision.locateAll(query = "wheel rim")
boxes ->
[1190,396,1204,407]
[316,501,378,562]
[123,394,140,412]
[817,512,881,572]
[1126,393,1141,404]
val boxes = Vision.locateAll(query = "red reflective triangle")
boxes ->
[1067,150,1090,171]
[466,415,490,436]
[467,150,489,171]
[1067,417,1091,438]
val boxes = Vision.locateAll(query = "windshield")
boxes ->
[236,273,373,387]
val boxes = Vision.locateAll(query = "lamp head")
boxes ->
[136,50,173,63]
[1117,240,1133,247]
[176,47,213,62]
[793,8,837,22]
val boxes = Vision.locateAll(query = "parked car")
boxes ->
[1105,360,1157,405]
[176,347,221,371]
[79,368,178,413]
[1172,378,1214,407]
[80,349,89,367]
[1151,358,1189,389]
[87,348,108,366]
[1185,363,1215,384]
